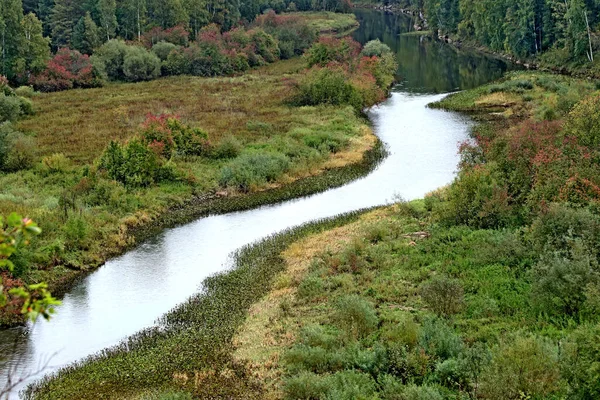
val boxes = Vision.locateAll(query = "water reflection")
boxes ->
[353,9,515,93]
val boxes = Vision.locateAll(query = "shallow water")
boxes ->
[0,10,513,398]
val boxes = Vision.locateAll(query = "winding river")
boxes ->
[0,9,512,398]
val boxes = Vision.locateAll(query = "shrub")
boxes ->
[442,163,513,229]
[94,40,129,81]
[297,276,325,301]
[249,28,280,63]
[0,94,23,123]
[14,86,36,98]
[123,46,161,82]
[361,39,392,57]
[387,344,431,384]
[152,41,179,61]
[530,249,599,319]
[332,295,378,340]
[212,136,241,159]
[323,370,378,400]
[31,48,101,92]
[418,317,463,361]
[162,48,189,76]
[560,323,600,399]
[4,133,36,172]
[529,204,600,259]
[304,37,361,67]
[283,371,329,399]
[420,276,464,317]
[292,67,363,111]
[401,384,444,400]
[98,139,176,188]
[140,114,210,158]
[564,94,600,148]
[219,151,290,191]
[479,335,561,399]
[40,153,71,174]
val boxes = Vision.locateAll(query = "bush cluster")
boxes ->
[94,40,161,82]
[292,38,397,112]
[30,48,103,92]
[98,114,209,187]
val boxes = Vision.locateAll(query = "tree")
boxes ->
[0,0,26,79]
[21,13,50,76]
[118,0,147,41]
[98,0,118,41]
[147,0,189,29]
[72,12,101,54]
[183,0,210,37]
[50,0,84,47]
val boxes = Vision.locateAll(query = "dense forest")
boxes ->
[0,0,351,86]
[366,0,600,68]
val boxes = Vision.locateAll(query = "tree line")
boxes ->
[0,0,351,83]
[388,0,599,62]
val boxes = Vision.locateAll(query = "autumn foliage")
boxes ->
[30,48,102,92]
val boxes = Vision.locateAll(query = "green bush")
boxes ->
[162,48,189,76]
[361,39,392,57]
[292,68,363,111]
[332,295,378,340]
[283,371,329,399]
[401,384,444,400]
[420,276,464,317]
[14,86,37,98]
[218,151,290,191]
[95,40,129,80]
[0,94,23,123]
[442,163,513,229]
[123,46,161,82]
[479,335,561,399]
[152,41,179,61]
[212,136,241,159]
[564,94,600,147]
[297,276,325,301]
[40,153,71,174]
[249,28,280,63]
[530,249,599,319]
[560,323,600,399]
[529,204,600,259]
[98,139,175,187]
[323,370,378,400]
[302,131,349,153]
[4,132,36,172]
[418,317,463,361]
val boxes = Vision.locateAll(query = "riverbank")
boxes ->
[0,12,374,328]
[226,72,600,399]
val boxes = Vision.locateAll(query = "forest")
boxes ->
[361,0,600,73]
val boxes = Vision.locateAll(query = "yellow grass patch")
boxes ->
[232,207,393,398]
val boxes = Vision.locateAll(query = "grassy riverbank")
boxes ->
[0,11,375,327]
[25,64,600,400]
[228,72,600,400]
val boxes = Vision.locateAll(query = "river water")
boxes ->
[0,9,512,398]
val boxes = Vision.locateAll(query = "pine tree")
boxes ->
[98,0,118,41]
[147,0,189,28]
[50,0,84,47]
[183,0,209,37]
[72,12,101,54]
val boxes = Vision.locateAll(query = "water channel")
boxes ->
[0,9,513,398]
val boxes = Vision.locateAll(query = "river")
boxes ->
[0,9,512,398]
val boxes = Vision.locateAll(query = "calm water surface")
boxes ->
[0,9,512,398]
